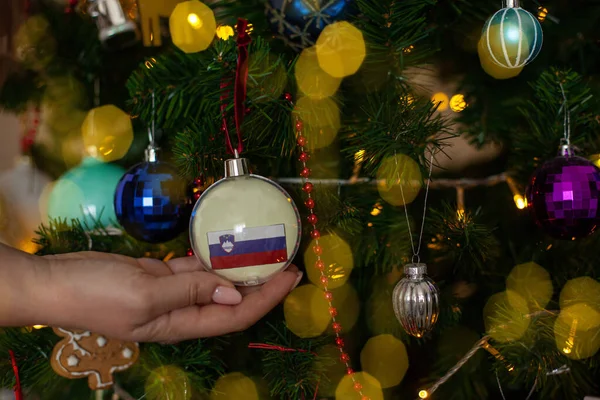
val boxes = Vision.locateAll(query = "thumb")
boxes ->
[146,271,241,317]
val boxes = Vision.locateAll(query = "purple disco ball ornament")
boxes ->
[526,149,600,240]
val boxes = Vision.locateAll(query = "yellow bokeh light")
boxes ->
[210,372,258,400]
[328,283,360,333]
[360,334,409,388]
[81,105,133,162]
[514,194,526,209]
[295,46,342,99]
[484,290,530,342]
[187,13,202,29]
[145,365,191,400]
[370,207,381,216]
[449,94,467,112]
[376,154,422,206]
[554,304,600,360]
[335,371,383,400]
[431,92,449,111]
[478,38,523,80]
[284,284,331,338]
[216,25,234,40]
[537,6,548,22]
[304,233,353,289]
[366,278,403,335]
[419,390,429,398]
[506,262,553,311]
[313,344,346,397]
[293,96,341,150]
[170,1,216,53]
[32,325,46,329]
[560,276,600,310]
[316,21,366,78]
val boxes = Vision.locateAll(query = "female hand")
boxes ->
[17,250,302,342]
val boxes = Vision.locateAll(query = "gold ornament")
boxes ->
[316,21,366,78]
[81,105,133,162]
[169,0,216,53]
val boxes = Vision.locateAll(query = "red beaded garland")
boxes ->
[324,291,333,301]
[329,306,338,317]
[193,192,202,201]
[315,260,325,270]
[311,229,321,239]
[295,120,304,131]
[335,337,344,347]
[305,198,315,209]
[353,382,363,392]
[332,322,342,333]
[347,368,354,376]
[312,245,323,255]
[284,92,293,102]
[297,136,307,147]
[307,214,318,225]
[340,353,350,363]
[320,275,329,285]
[298,152,309,162]
[300,167,311,178]
[302,182,313,193]
[193,177,204,186]
[361,397,371,400]
[186,249,194,257]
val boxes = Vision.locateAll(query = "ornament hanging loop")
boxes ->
[145,91,158,163]
[504,0,520,8]
[412,254,421,264]
[558,83,571,147]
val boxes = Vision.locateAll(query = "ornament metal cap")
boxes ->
[504,0,520,8]
[559,143,575,157]
[404,263,427,277]
[144,145,159,163]
[224,158,250,177]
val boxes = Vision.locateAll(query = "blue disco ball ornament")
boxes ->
[114,160,192,243]
[266,0,353,51]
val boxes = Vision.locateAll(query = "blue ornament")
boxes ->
[481,3,543,69]
[47,157,125,227]
[266,0,353,51]
[114,160,192,243]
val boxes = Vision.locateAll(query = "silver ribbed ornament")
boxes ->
[392,263,440,338]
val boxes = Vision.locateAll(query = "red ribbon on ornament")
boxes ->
[9,350,23,400]
[220,18,251,156]
[248,343,319,400]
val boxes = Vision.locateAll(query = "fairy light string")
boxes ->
[286,93,368,399]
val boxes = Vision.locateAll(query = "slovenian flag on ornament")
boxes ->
[207,224,288,269]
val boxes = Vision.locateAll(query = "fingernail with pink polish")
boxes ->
[290,272,303,292]
[212,286,243,305]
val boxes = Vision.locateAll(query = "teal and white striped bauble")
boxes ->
[481,5,543,69]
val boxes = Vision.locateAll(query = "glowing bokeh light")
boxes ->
[216,25,234,40]
[431,92,449,111]
[335,371,383,400]
[316,21,366,78]
[360,334,409,388]
[514,194,526,209]
[506,262,553,311]
[327,283,360,332]
[560,276,600,310]
[449,94,467,112]
[170,1,216,53]
[554,303,600,360]
[145,365,191,400]
[304,232,353,289]
[284,284,331,338]
[419,390,429,399]
[210,372,258,400]
[313,344,346,397]
[293,96,341,150]
[295,46,342,99]
[477,38,523,80]
[376,154,422,206]
[484,290,530,342]
[81,105,133,162]
[537,6,548,22]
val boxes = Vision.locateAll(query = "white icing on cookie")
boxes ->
[122,347,133,359]
[67,355,79,367]
[96,336,107,347]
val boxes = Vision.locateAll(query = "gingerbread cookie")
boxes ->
[50,327,139,390]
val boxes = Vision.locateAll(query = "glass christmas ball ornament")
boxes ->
[48,157,125,227]
[114,147,192,243]
[481,0,543,69]
[266,0,354,51]
[190,157,301,286]
[526,145,600,240]
[392,263,440,338]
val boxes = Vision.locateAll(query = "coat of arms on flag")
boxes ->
[207,224,288,270]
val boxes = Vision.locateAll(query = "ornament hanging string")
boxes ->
[248,343,319,400]
[558,83,571,147]
[220,18,251,156]
[397,151,435,263]
[9,350,23,400]
[148,91,156,148]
